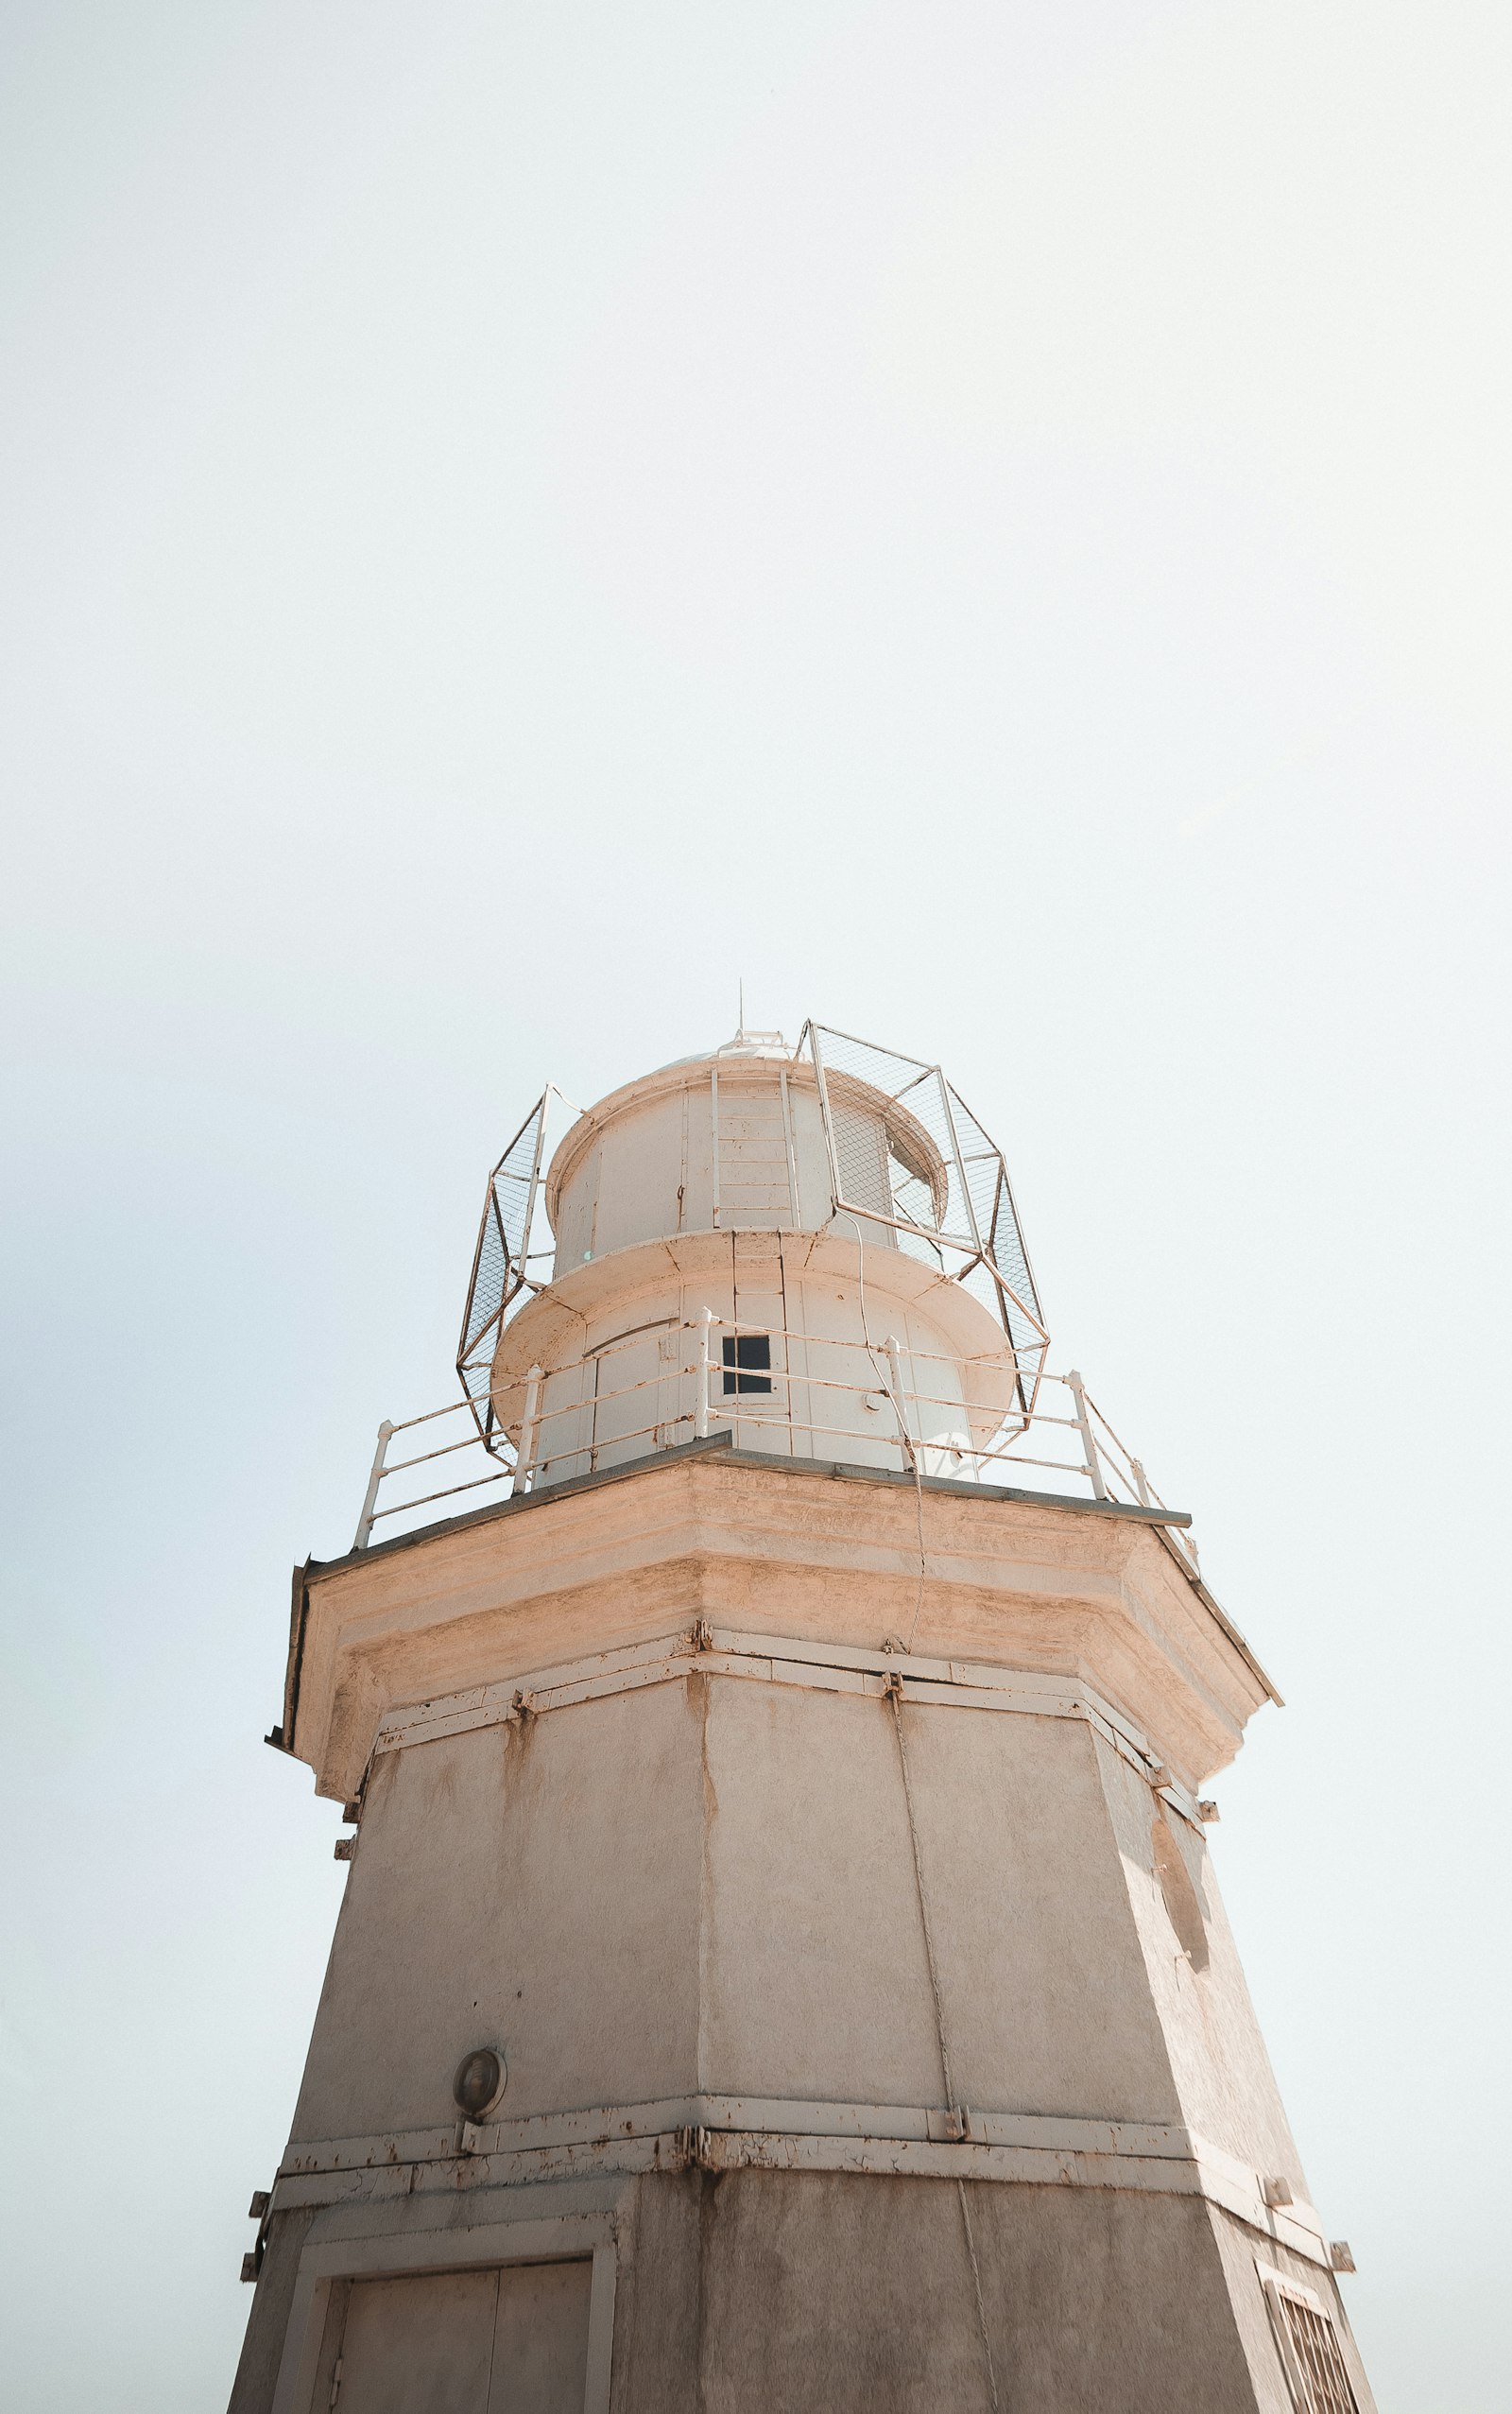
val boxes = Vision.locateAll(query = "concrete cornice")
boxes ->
[313,1433,1195,1580]
[278,1442,1278,1802]
[267,2099,1333,2273]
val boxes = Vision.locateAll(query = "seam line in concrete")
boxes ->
[366,1624,1207,1826]
[269,2106,1331,2268]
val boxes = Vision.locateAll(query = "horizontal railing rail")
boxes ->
[351,1314,1197,1576]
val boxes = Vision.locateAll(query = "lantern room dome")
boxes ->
[543,1034,948,1266]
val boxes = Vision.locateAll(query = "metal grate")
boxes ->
[453,1028,1051,1456]
[1266,2280,1359,2414]
[455,1092,554,1443]
[800,1022,1049,1403]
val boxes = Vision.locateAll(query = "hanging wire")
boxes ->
[836,1213,930,1653]
[886,1675,1003,2413]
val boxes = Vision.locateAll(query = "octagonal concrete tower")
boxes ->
[232,1026,1375,2414]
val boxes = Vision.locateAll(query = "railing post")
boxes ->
[695,1309,714,1440]
[512,1366,543,1495]
[884,1335,913,1471]
[1065,1370,1108,1501]
[353,1420,394,1551]
[1129,1456,1151,1507]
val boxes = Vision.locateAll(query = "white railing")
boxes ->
[351,1315,1197,1576]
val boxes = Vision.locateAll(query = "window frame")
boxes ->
[721,1331,773,1396]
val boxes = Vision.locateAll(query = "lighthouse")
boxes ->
[230,1021,1375,2414]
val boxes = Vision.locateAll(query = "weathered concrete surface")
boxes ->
[233,1514,1366,2414]
[284,1669,1305,2164]
[1209,2208,1377,2414]
[1095,1734,1307,2181]
[226,2207,315,2414]
[624,2172,1265,2414]
[238,2167,1369,2413]
[292,1681,705,2143]
[700,1681,1181,2122]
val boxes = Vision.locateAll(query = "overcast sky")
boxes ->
[3,4,1508,2406]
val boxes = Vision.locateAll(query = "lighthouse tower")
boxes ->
[230,1023,1375,2414]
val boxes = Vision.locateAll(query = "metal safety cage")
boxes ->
[797,1022,1050,1409]
[455,1088,569,1450]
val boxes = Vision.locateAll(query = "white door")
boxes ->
[332,2261,593,2414]
[335,2271,497,2414]
[490,2262,593,2414]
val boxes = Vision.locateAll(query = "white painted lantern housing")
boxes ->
[459,1026,1048,1493]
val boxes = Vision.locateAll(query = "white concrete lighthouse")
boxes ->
[230,1021,1375,2414]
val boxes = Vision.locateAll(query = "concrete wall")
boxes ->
[698,1680,1182,2121]
[243,1597,1366,2413]
[244,2172,1331,2414]
[291,1458,1272,1810]
[626,2173,1267,2414]
[292,1682,705,2142]
[1094,1734,1306,2185]
[290,1664,1294,2179]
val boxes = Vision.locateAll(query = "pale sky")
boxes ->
[3,5,1509,2407]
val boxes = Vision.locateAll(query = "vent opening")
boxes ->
[1261,2268,1360,2414]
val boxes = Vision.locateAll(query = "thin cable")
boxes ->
[837,1212,930,1654]
[903,1457,928,1655]
[888,1681,1002,2413]
[888,1683,954,2103]
[957,2180,1002,2414]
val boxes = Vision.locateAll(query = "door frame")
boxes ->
[270,2213,617,2414]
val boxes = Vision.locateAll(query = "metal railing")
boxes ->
[351,1316,1198,1577]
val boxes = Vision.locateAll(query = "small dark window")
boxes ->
[722,1333,772,1395]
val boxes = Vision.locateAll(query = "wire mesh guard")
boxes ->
[455,1027,1050,1454]
[799,1023,1048,1395]
[455,1089,557,1445]
[360,1033,1220,1589]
